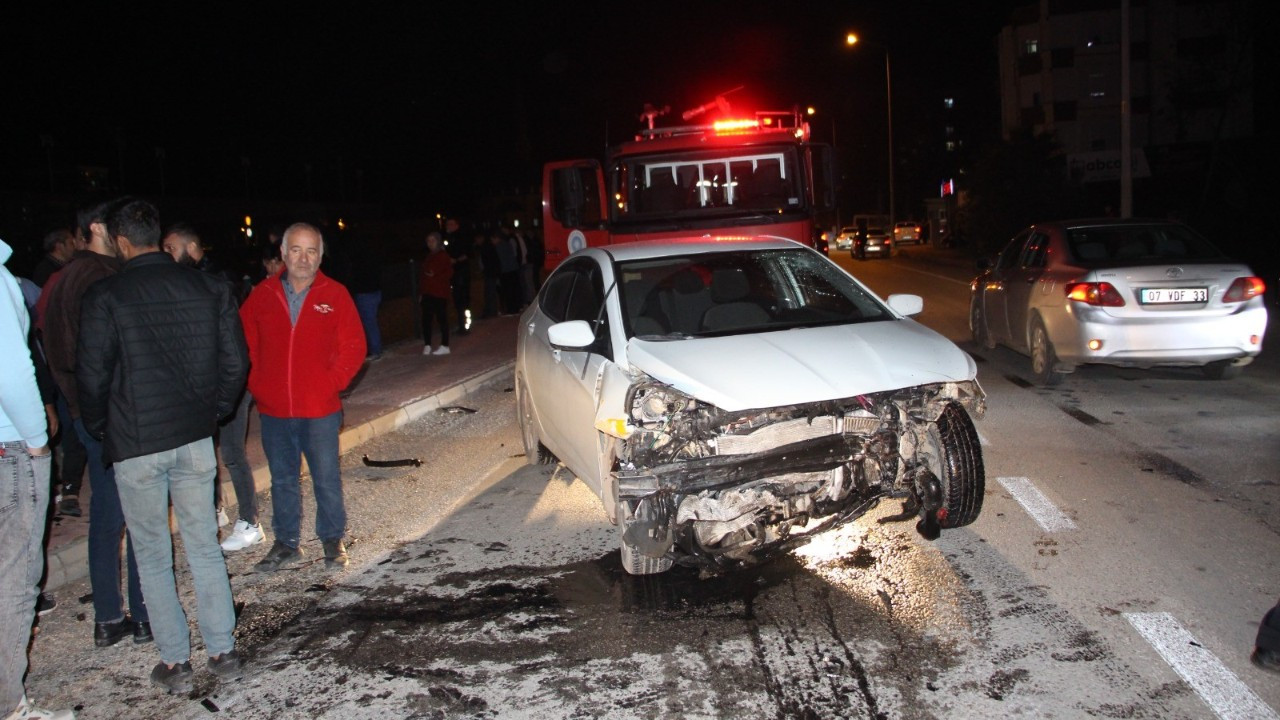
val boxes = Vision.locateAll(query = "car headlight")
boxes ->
[627,382,696,426]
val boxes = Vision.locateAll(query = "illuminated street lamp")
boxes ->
[846,32,895,227]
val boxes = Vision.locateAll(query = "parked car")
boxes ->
[969,218,1267,384]
[517,236,986,575]
[894,221,922,245]
[852,226,892,260]
[834,226,858,251]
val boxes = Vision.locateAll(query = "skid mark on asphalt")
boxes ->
[1125,612,1277,720]
[997,476,1077,532]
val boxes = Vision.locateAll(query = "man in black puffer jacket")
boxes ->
[77,198,249,695]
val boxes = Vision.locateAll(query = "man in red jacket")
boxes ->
[240,223,365,570]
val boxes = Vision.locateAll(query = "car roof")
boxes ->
[1031,217,1191,231]
[597,235,808,262]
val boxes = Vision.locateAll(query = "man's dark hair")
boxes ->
[42,227,73,252]
[76,199,115,240]
[164,221,200,245]
[107,198,162,249]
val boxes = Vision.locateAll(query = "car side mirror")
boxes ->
[548,320,595,349]
[886,294,924,316]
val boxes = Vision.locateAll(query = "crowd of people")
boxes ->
[2,197,367,717]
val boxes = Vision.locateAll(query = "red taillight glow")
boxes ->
[1066,281,1126,307]
[1223,276,1265,303]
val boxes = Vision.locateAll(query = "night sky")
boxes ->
[8,2,1020,216]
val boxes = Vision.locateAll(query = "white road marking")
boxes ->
[996,476,1077,532]
[1125,612,1278,720]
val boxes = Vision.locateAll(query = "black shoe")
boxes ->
[150,660,194,694]
[36,592,57,616]
[254,541,303,571]
[1252,647,1280,674]
[322,539,349,569]
[208,649,244,680]
[133,621,153,644]
[94,616,137,647]
[58,496,82,517]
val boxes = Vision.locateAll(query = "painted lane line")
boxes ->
[996,476,1077,532]
[1125,612,1277,720]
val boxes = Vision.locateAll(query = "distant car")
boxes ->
[894,221,922,245]
[833,226,858,251]
[969,218,1268,384]
[852,226,892,260]
[517,236,986,575]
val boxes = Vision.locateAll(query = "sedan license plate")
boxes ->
[1139,287,1207,304]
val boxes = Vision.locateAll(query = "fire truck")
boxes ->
[541,94,836,271]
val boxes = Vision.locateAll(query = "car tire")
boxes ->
[970,300,996,350]
[927,402,985,529]
[516,378,555,465]
[1202,360,1243,380]
[1029,318,1066,386]
[618,500,674,575]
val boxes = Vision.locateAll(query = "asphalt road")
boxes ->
[23,246,1280,719]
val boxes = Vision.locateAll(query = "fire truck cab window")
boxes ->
[628,150,797,219]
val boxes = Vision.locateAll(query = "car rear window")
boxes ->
[1066,224,1225,264]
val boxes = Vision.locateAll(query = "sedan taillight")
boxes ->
[1223,276,1266,303]
[1066,282,1125,307]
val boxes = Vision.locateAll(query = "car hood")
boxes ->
[625,320,977,411]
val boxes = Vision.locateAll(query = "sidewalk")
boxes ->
[41,313,519,592]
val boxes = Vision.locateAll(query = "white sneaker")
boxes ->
[422,346,433,355]
[220,520,265,552]
[4,696,74,720]
[432,346,451,356]
[216,507,230,527]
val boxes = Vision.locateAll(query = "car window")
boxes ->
[995,231,1031,270]
[615,248,892,339]
[1020,232,1048,269]
[1066,224,1225,264]
[562,260,612,358]
[538,262,579,323]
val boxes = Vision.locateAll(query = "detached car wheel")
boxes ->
[1030,319,1065,386]
[516,379,555,465]
[928,402,985,528]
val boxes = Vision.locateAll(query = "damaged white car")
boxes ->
[516,237,986,575]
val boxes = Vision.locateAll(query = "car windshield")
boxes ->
[615,248,893,339]
[1066,223,1226,264]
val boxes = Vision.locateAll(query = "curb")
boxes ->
[42,361,516,593]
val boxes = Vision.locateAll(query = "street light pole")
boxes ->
[846,33,895,226]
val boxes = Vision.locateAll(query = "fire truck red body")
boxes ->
[541,104,835,271]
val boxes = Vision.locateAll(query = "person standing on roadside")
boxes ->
[418,231,452,356]
[41,198,151,648]
[240,223,365,571]
[78,199,248,695]
[1,237,74,720]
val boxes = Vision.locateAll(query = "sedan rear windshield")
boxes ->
[615,248,892,339]
[1067,224,1226,264]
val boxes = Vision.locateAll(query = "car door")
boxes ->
[1002,232,1050,351]
[983,230,1033,343]
[524,256,614,492]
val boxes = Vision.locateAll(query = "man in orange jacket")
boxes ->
[239,223,365,570]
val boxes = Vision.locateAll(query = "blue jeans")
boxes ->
[259,411,346,548]
[114,438,236,665]
[0,442,52,713]
[74,418,147,625]
[354,291,383,356]
[218,391,257,525]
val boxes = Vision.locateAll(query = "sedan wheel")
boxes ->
[516,378,555,465]
[925,402,985,528]
[1029,319,1066,386]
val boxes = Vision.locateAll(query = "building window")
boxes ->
[1024,38,1039,55]
[945,141,957,152]
[943,97,955,109]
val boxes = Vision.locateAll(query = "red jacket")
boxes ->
[418,250,453,299]
[240,270,366,418]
